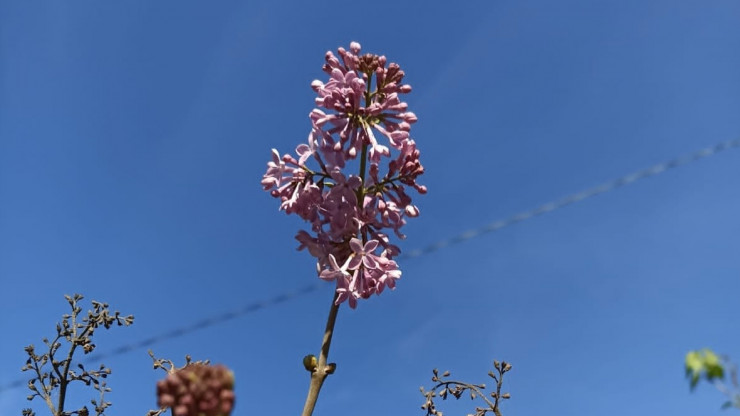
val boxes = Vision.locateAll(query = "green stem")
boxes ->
[358,142,369,186]
[356,72,373,218]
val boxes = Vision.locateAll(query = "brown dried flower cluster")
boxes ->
[156,363,235,416]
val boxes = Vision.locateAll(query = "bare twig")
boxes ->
[22,294,133,416]
[301,294,341,416]
[420,360,512,416]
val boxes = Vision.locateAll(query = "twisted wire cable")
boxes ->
[2,138,738,394]
[402,138,740,258]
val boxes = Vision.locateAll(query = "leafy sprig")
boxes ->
[686,349,740,410]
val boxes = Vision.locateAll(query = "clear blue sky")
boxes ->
[1,1,739,415]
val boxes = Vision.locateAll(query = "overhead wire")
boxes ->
[402,138,740,258]
[2,137,738,394]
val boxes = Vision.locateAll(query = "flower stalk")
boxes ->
[262,41,425,414]
[301,295,341,416]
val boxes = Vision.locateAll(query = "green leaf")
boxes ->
[706,364,725,381]
[685,351,704,388]
[702,349,725,381]
[685,349,727,391]
[689,373,700,390]
[685,351,703,372]
[703,349,720,365]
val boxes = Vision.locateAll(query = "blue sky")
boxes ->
[1,1,739,415]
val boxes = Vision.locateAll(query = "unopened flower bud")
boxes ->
[303,355,318,372]
[325,363,337,374]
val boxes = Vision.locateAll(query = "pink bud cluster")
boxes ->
[156,364,235,416]
[262,42,425,308]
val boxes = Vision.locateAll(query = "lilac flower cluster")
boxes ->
[156,363,236,416]
[262,42,425,308]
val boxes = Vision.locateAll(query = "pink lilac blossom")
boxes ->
[261,42,425,308]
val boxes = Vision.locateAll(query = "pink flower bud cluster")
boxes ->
[156,364,235,416]
[262,42,425,308]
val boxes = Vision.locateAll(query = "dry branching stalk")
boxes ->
[420,360,512,416]
[22,294,133,416]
